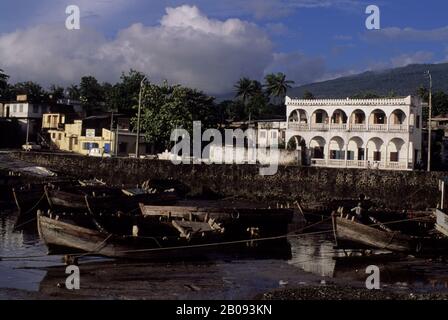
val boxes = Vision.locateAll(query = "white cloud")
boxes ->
[266,52,327,85]
[390,51,434,68]
[363,26,448,42]
[0,5,273,94]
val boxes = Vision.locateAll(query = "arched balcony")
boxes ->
[288,109,309,131]
[369,109,388,132]
[328,136,345,166]
[347,137,365,167]
[310,110,329,131]
[386,138,409,169]
[330,109,348,131]
[389,109,408,132]
[349,109,366,131]
[310,136,326,165]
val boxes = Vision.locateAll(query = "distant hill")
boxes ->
[287,63,448,99]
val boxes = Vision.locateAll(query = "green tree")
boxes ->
[49,85,65,101]
[14,81,47,101]
[432,91,448,116]
[106,70,147,115]
[79,76,105,115]
[302,90,315,100]
[67,85,81,100]
[0,69,9,91]
[234,77,255,106]
[234,78,267,121]
[135,81,217,150]
[264,72,294,105]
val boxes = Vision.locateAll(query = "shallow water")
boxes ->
[2,207,448,299]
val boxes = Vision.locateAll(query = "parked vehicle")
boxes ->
[22,142,42,151]
[88,148,111,158]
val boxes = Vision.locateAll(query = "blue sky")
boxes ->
[0,0,446,94]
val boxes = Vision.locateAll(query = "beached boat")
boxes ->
[36,209,265,260]
[332,213,414,252]
[139,201,295,237]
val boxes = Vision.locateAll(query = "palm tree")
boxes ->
[0,69,9,91]
[234,78,265,123]
[264,72,294,105]
[234,77,254,106]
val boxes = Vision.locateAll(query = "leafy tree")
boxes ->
[49,85,65,101]
[134,81,217,150]
[234,77,255,106]
[302,90,315,100]
[264,72,294,105]
[67,85,81,100]
[0,69,10,101]
[79,76,105,115]
[13,81,47,101]
[432,91,448,117]
[106,70,147,115]
[0,69,9,91]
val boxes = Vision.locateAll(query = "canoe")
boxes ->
[332,214,414,252]
[37,210,273,260]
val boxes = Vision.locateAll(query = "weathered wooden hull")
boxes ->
[37,213,165,259]
[332,215,413,252]
[435,209,448,237]
[37,212,291,260]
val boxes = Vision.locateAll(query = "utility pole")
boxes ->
[427,70,432,172]
[135,76,147,158]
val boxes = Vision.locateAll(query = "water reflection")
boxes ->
[1,209,448,298]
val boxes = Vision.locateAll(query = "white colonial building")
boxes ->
[285,96,423,171]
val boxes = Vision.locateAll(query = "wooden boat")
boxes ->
[139,201,295,237]
[36,208,273,260]
[332,213,414,252]
[435,209,448,237]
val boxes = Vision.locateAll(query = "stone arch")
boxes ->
[329,136,345,160]
[309,136,326,159]
[369,109,387,125]
[288,109,308,123]
[366,137,385,163]
[387,138,406,163]
[331,109,348,124]
[311,109,329,124]
[347,137,365,161]
[349,109,366,124]
[389,109,407,125]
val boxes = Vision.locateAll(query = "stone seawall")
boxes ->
[10,152,446,210]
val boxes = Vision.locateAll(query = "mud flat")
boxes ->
[259,285,448,300]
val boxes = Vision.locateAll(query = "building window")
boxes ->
[390,152,399,162]
[52,133,56,139]
[416,115,420,129]
[58,133,62,140]
[74,138,78,145]
[271,131,278,139]
[260,131,266,139]
[358,149,365,161]
[316,112,323,123]
[13,105,17,113]
[373,151,381,162]
[312,147,324,159]
[347,151,355,161]
[19,104,23,112]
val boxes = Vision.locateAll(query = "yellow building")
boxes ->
[47,117,149,156]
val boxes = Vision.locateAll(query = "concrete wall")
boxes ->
[11,151,446,210]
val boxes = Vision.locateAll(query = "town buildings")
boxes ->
[47,114,150,157]
[285,95,423,170]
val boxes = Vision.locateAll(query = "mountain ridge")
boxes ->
[287,63,448,99]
